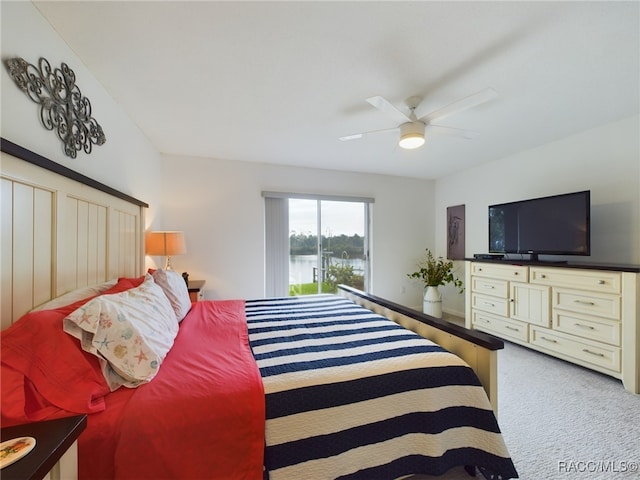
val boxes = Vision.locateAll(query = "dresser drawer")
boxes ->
[530,327,620,372]
[531,267,621,294]
[471,276,509,298]
[471,293,510,317]
[471,263,528,281]
[553,311,621,346]
[553,288,620,320]
[472,310,528,342]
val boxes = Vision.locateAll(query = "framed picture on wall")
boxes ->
[447,204,465,260]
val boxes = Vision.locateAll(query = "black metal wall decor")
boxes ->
[5,57,106,158]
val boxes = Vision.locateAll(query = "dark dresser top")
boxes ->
[466,258,640,273]
[1,415,87,480]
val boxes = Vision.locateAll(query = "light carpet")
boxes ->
[411,341,640,479]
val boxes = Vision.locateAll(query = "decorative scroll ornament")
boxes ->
[5,57,106,158]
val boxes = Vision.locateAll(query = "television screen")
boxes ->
[489,191,590,259]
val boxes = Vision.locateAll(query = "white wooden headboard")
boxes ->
[1,139,147,329]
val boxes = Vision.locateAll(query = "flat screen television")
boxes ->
[488,190,590,262]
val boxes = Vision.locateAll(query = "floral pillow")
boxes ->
[152,269,192,322]
[63,274,179,390]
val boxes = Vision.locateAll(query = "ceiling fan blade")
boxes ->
[366,96,412,124]
[339,133,364,141]
[339,127,399,142]
[426,124,480,140]
[418,87,498,124]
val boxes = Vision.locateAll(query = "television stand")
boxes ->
[467,256,568,266]
[510,259,568,265]
[526,253,568,263]
[517,253,569,264]
[465,259,640,395]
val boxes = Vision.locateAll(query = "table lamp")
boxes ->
[145,231,186,270]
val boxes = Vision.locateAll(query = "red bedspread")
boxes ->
[1,295,265,480]
[79,300,265,480]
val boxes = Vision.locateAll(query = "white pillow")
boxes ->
[64,274,179,390]
[152,269,192,322]
[31,279,118,311]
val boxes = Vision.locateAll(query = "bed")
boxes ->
[246,294,517,479]
[1,139,518,479]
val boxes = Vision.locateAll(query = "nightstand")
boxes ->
[187,279,205,302]
[1,414,87,480]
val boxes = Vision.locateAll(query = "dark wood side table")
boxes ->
[1,415,87,480]
[187,279,206,302]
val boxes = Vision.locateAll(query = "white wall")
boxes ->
[160,115,639,317]
[435,114,640,316]
[1,2,163,227]
[159,154,435,305]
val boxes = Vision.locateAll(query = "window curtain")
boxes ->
[264,197,289,297]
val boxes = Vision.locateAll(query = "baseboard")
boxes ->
[442,309,465,326]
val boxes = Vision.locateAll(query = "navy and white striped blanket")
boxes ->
[246,294,518,480]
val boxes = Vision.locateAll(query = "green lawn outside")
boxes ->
[289,282,334,296]
[288,275,364,296]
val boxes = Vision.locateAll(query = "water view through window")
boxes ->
[289,199,368,295]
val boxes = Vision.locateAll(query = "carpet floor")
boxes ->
[411,341,640,479]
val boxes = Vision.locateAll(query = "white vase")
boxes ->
[423,286,442,318]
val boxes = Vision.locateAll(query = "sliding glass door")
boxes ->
[289,199,368,295]
[265,193,371,297]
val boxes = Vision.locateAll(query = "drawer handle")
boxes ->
[540,274,546,279]
[540,336,558,344]
[574,300,596,306]
[513,272,519,276]
[505,326,520,332]
[483,301,495,307]
[483,285,495,289]
[582,348,605,358]
[597,280,605,285]
[574,323,595,330]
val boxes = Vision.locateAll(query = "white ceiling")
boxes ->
[34,1,639,179]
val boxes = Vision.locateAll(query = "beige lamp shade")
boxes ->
[145,231,186,270]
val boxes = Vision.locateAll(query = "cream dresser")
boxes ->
[465,260,640,394]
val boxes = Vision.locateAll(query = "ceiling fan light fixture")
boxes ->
[398,121,426,149]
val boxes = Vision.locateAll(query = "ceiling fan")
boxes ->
[339,87,498,149]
